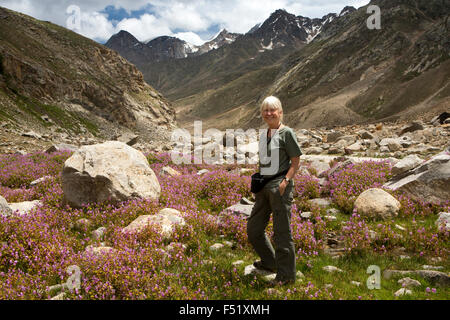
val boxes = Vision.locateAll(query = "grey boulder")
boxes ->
[384,152,450,204]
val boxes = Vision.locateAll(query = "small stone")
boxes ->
[322,265,343,273]
[73,218,92,232]
[368,230,377,240]
[324,284,333,289]
[430,257,442,263]
[84,245,116,256]
[266,288,281,296]
[264,274,277,282]
[21,131,41,139]
[304,147,324,155]
[399,255,411,260]
[197,169,210,176]
[116,133,139,146]
[326,208,340,216]
[209,243,225,251]
[47,284,66,295]
[359,130,374,140]
[308,198,332,209]
[91,227,107,241]
[421,265,444,271]
[50,292,67,300]
[223,241,233,247]
[394,288,412,297]
[327,131,344,143]
[244,264,275,276]
[301,212,312,219]
[232,260,244,266]
[222,202,254,218]
[351,281,361,287]
[296,271,305,279]
[324,215,337,221]
[398,277,421,288]
[30,176,52,187]
[160,166,181,177]
[395,224,406,231]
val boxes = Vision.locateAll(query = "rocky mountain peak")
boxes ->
[264,8,299,28]
[248,23,262,34]
[105,30,140,48]
[196,28,240,53]
[339,6,356,17]
[252,8,308,48]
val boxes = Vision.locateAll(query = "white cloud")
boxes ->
[78,11,116,41]
[0,0,371,43]
[116,14,172,41]
[159,2,210,31]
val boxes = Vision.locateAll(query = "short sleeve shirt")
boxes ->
[259,126,302,177]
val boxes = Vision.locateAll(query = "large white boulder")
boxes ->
[62,141,160,208]
[354,188,400,220]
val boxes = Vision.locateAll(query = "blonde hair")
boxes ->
[260,96,283,121]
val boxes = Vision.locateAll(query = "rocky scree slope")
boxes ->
[0,6,176,148]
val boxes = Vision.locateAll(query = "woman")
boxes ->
[247,96,302,285]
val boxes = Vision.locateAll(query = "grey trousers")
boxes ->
[247,177,296,282]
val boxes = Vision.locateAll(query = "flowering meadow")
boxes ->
[0,151,448,300]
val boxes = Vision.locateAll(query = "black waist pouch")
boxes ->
[251,170,289,194]
[251,172,266,193]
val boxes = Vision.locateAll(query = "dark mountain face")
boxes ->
[251,9,309,47]
[339,6,357,16]
[196,29,240,55]
[105,30,140,48]
[112,8,340,98]
[105,28,240,66]
[105,31,190,63]
[146,36,191,60]
[104,8,341,71]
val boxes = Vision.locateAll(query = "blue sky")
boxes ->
[0,0,370,44]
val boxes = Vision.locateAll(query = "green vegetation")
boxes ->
[13,93,99,136]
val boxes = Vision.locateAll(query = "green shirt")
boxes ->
[259,126,302,177]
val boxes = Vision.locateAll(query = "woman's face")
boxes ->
[262,106,282,127]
